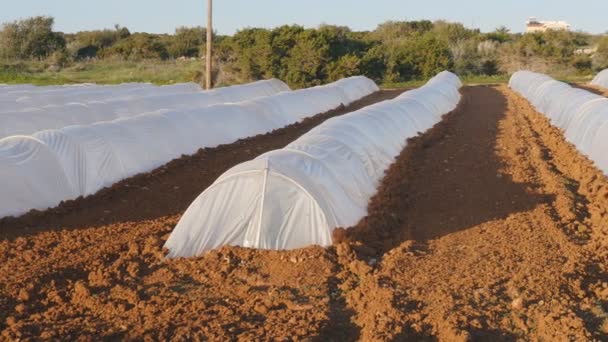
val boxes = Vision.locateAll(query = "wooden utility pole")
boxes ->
[205,0,213,89]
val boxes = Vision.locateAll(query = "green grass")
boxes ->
[459,73,594,86]
[0,59,204,86]
[0,59,598,88]
[555,74,594,84]
[381,74,510,89]
[460,74,510,85]
[381,79,427,89]
[381,73,596,89]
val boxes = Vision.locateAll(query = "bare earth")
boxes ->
[1,85,607,341]
[574,83,608,98]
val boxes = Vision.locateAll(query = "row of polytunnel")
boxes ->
[509,71,608,175]
[0,82,200,109]
[0,80,291,138]
[591,69,608,89]
[0,76,378,218]
[165,71,462,258]
[6,69,604,255]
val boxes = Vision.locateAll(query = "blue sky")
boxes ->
[1,0,607,35]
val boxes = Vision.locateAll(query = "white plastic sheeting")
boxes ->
[0,76,378,218]
[0,83,175,112]
[0,80,291,138]
[0,136,78,218]
[591,69,608,89]
[510,71,608,175]
[0,82,182,103]
[0,82,150,94]
[165,71,462,258]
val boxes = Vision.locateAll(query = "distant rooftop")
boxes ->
[526,17,570,33]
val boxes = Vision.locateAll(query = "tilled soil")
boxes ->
[1,85,608,341]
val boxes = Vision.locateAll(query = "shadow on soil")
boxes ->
[343,86,554,256]
[315,275,360,342]
[333,86,556,340]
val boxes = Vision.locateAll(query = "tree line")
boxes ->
[1,16,607,87]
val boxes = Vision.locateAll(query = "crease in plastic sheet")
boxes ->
[0,76,379,219]
[165,71,462,258]
[509,70,608,175]
[0,79,290,138]
[0,136,77,217]
[32,130,88,195]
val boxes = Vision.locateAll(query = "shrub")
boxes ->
[0,16,65,59]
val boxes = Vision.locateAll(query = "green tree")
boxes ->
[69,26,127,59]
[413,33,454,78]
[593,36,608,70]
[486,26,512,43]
[285,30,328,87]
[0,16,65,59]
[359,45,387,83]
[170,26,205,58]
[327,54,361,81]
[370,20,433,43]
[107,33,169,60]
[268,25,305,79]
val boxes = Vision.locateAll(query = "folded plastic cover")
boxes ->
[0,76,378,218]
[0,79,291,138]
[510,71,608,175]
[165,71,462,258]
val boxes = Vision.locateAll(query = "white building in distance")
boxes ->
[526,17,571,33]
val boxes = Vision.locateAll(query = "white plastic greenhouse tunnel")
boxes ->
[510,71,608,175]
[0,76,378,219]
[591,69,608,89]
[164,71,462,258]
[0,81,196,103]
[0,80,291,138]
[0,82,195,112]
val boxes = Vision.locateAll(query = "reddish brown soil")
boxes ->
[573,83,608,97]
[1,85,608,341]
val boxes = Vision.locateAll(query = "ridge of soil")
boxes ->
[1,85,607,341]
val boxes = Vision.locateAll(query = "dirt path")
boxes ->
[1,85,607,341]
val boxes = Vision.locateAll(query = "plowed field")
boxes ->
[1,86,607,341]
